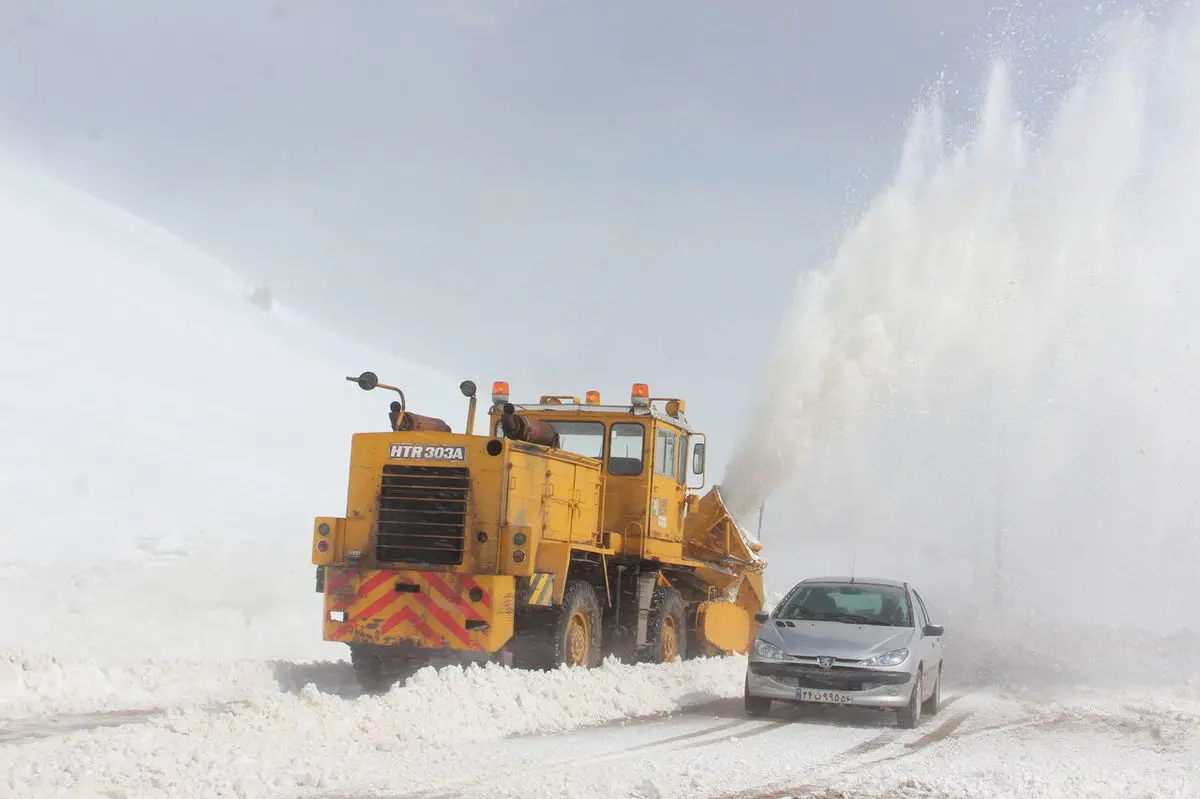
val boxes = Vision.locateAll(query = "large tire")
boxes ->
[896,667,924,729]
[644,586,687,663]
[512,580,603,670]
[350,644,419,694]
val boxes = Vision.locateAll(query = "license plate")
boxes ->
[796,688,853,704]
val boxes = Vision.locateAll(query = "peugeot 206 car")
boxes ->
[744,576,944,728]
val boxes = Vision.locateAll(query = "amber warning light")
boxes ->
[631,383,649,407]
[492,381,510,404]
[586,390,601,405]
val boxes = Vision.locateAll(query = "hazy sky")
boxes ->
[0,0,1117,476]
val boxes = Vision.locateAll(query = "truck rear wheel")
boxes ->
[512,579,602,670]
[349,644,418,694]
[644,586,687,663]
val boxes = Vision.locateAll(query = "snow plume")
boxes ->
[722,4,1200,644]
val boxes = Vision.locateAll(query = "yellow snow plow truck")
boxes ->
[311,373,766,691]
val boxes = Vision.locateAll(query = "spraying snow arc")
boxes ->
[721,6,1200,632]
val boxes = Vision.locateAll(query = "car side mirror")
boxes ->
[754,611,769,624]
[692,442,706,474]
[923,624,944,637]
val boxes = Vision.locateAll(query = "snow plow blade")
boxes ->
[681,485,766,655]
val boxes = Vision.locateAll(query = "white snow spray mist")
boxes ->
[721,4,1200,682]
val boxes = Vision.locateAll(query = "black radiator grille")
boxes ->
[375,464,469,565]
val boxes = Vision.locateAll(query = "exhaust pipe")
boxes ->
[499,403,559,448]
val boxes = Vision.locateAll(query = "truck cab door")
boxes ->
[603,421,651,545]
[649,426,686,542]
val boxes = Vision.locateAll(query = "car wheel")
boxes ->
[922,664,942,717]
[897,668,923,729]
[744,677,771,717]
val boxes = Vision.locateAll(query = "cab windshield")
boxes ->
[545,420,604,459]
[493,417,605,459]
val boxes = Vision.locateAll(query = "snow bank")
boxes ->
[0,653,747,797]
[0,650,275,723]
[0,640,744,727]
[245,653,745,747]
[0,538,341,664]
[944,609,1200,692]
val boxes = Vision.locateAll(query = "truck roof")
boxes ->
[490,402,693,432]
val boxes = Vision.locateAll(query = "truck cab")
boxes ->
[487,381,708,564]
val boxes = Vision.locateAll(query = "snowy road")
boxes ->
[3,652,1197,798]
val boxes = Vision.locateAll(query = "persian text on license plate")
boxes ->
[797,688,853,704]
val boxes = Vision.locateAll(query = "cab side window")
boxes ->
[609,423,645,476]
[654,428,680,479]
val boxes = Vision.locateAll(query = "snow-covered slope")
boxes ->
[0,156,467,663]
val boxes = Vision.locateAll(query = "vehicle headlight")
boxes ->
[860,648,909,667]
[751,638,786,660]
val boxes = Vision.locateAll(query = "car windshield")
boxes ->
[774,582,913,627]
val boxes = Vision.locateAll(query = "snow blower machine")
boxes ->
[311,373,766,691]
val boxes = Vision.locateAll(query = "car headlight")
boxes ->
[860,648,909,667]
[751,638,786,660]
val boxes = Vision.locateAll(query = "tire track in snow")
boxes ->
[628,718,750,750]
[0,700,249,745]
[394,696,933,799]
[837,729,898,759]
[374,717,779,799]
[729,717,971,799]
[711,694,980,799]
[0,709,166,744]
[743,710,1128,798]
[681,719,789,748]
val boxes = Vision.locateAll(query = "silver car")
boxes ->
[744,576,944,728]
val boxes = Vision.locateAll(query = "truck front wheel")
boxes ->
[644,586,687,663]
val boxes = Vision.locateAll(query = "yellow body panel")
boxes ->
[523,572,555,606]
[314,424,611,652]
[323,567,514,652]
